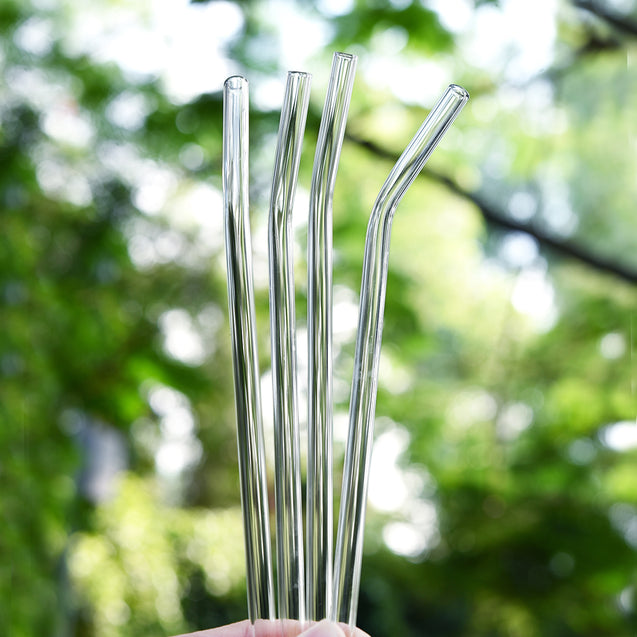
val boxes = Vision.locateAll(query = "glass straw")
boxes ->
[223,75,275,622]
[332,84,469,628]
[306,51,357,621]
[268,71,311,621]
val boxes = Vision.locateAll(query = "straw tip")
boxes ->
[448,83,469,101]
[333,51,357,63]
[288,70,312,80]
[225,75,248,90]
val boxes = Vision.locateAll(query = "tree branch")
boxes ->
[572,0,637,38]
[347,132,637,285]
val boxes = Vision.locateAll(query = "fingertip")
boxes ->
[298,619,346,637]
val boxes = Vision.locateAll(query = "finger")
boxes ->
[173,619,304,637]
[171,619,371,637]
[172,619,252,637]
[298,619,372,637]
[298,620,346,637]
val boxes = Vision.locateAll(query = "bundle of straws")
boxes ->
[222,52,468,630]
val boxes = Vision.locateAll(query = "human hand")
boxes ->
[173,618,371,637]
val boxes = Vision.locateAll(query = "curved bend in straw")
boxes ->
[268,71,311,621]
[306,51,357,622]
[332,84,469,628]
[223,75,275,622]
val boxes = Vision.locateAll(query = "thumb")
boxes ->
[298,620,346,637]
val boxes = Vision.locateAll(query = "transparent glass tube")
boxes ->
[268,71,311,621]
[223,75,274,622]
[306,51,357,621]
[332,84,469,628]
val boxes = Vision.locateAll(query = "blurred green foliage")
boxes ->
[1,0,636,636]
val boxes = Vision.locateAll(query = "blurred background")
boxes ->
[2,0,637,635]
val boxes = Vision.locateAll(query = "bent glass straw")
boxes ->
[332,84,469,628]
[223,75,275,622]
[306,51,357,621]
[268,71,311,621]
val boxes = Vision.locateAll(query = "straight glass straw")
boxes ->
[223,75,275,622]
[306,51,357,621]
[268,71,311,621]
[332,84,469,628]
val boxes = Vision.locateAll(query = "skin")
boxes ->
[173,619,371,637]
